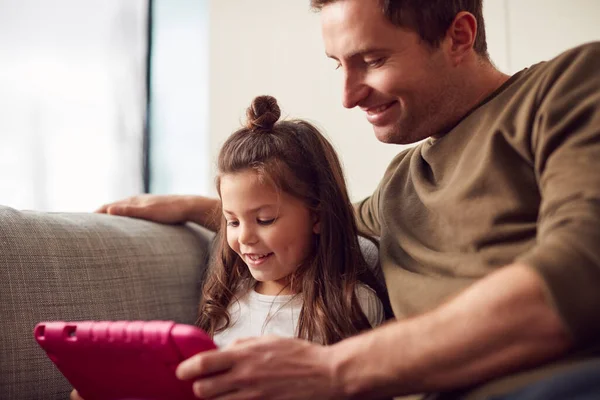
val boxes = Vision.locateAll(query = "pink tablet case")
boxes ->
[34,321,217,400]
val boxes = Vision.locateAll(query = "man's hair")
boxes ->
[197,95,388,344]
[311,0,489,59]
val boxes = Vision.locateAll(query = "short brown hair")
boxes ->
[311,0,489,58]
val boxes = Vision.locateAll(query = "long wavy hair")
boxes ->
[197,95,384,344]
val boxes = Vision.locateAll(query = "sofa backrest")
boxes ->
[0,206,212,400]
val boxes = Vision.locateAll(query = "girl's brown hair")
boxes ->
[197,95,385,344]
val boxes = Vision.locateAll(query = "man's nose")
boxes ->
[342,70,368,109]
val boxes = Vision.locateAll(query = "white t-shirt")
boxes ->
[213,284,385,347]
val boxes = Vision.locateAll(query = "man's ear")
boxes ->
[445,11,477,65]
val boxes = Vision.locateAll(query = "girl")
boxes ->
[70,95,386,400]
[198,95,385,346]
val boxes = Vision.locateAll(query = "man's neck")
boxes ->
[466,62,511,111]
[432,63,511,140]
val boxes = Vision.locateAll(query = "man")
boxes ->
[96,0,600,398]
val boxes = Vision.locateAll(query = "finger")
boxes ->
[106,204,137,217]
[192,373,241,399]
[106,205,124,215]
[176,350,234,381]
[194,384,262,400]
[70,389,83,400]
[208,390,263,400]
[94,204,110,214]
[227,337,257,348]
[227,335,281,350]
[258,334,280,342]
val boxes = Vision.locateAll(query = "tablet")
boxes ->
[34,320,217,400]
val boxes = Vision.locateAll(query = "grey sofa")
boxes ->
[0,204,383,400]
[0,205,213,400]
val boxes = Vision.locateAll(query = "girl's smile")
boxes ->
[243,252,274,267]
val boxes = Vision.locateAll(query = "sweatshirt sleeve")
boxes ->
[516,43,600,346]
[353,149,412,237]
[353,190,383,238]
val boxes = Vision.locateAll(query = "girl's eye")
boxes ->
[226,220,239,227]
[257,218,275,226]
[334,62,342,70]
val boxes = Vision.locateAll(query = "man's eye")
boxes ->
[226,220,239,227]
[365,58,384,68]
[257,218,275,226]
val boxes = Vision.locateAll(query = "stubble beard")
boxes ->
[378,111,427,145]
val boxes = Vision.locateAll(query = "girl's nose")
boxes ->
[238,225,258,245]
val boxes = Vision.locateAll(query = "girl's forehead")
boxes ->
[220,172,282,211]
[221,175,312,217]
[221,171,278,196]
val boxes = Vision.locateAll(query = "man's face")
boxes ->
[321,0,460,144]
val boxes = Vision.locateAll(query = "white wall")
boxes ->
[483,0,600,74]
[207,0,600,201]
[504,0,600,73]
[208,0,401,201]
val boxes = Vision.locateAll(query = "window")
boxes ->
[0,0,148,211]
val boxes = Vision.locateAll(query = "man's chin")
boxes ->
[373,125,400,144]
[373,125,421,145]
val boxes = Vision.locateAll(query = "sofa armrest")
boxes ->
[0,205,213,400]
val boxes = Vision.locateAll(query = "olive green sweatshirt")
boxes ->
[355,42,600,398]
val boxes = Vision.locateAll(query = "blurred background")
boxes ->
[1,0,599,212]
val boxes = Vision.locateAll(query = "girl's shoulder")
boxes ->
[354,284,385,328]
[354,283,378,299]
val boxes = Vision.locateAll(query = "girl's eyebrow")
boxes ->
[222,204,277,215]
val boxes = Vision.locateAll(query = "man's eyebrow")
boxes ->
[326,47,390,60]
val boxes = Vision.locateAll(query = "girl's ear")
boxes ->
[312,212,321,234]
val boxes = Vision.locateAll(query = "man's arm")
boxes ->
[331,263,571,398]
[175,263,571,399]
[335,46,599,398]
[96,194,221,231]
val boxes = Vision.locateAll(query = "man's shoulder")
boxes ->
[554,41,600,62]
[521,41,600,84]
[490,42,600,128]
[380,145,420,183]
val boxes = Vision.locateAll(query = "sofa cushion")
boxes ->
[0,205,212,400]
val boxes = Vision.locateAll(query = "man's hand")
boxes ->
[176,336,344,400]
[95,194,191,224]
[70,389,84,400]
[96,194,221,230]
[173,265,570,400]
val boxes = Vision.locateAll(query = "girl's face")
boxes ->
[220,169,319,295]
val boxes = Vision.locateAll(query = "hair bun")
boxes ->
[245,95,281,131]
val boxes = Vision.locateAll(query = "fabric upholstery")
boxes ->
[0,205,212,400]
